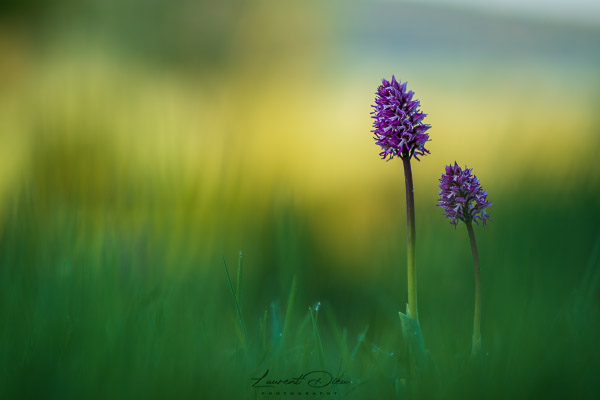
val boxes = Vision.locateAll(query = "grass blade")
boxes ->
[324,303,351,368]
[310,304,326,370]
[350,325,369,361]
[260,309,268,352]
[270,301,281,348]
[236,251,243,308]
[223,255,248,349]
[281,275,297,349]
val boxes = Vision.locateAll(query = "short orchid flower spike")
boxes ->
[438,162,491,359]
[438,162,492,228]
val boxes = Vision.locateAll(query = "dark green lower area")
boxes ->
[1,178,599,400]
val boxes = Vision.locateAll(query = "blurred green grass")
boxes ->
[1,171,599,399]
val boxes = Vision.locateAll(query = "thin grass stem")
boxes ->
[281,275,297,349]
[236,251,243,308]
[223,255,248,348]
[310,306,326,369]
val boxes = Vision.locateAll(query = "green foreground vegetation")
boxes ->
[1,175,599,399]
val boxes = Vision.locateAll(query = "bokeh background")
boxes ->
[1,0,599,399]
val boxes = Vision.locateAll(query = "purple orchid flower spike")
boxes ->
[438,162,492,228]
[371,76,431,161]
[438,162,492,359]
[370,76,431,368]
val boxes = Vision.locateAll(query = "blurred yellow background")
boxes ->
[0,0,599,268]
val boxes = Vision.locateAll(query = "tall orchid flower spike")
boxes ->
[371,76,431,325]
[372,76,431,372]
[438,162,492,358]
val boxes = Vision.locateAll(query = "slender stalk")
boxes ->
[222,256,248,349]
[236,251,243,307]
[466,220,482,357]
[401,156,418,324]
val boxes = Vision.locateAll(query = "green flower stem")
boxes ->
[466,220,482,357]
[402,156,419,324]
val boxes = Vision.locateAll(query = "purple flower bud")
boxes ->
[438,162,492,227]
[371,76,431,160]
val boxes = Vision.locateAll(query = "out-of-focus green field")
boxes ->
[1,168,599,399]
[1,1,600,399]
